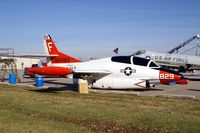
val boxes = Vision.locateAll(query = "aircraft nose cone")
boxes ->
[157,67,183,83]
[175,73,188,85]
[173,73,182,81]
[154,67,188,85]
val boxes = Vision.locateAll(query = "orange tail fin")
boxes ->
[43,35,80,64]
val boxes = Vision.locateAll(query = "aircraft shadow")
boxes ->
[30,84,77,93]
[189,79,200,81]
[21,78,67,86]
[92,88,163,92]
[44,80,69,86]
[132,88,163,91]
[21,79,69,86]
[20,79,35,84]
[188,89,200,92]
[20,79,59,84]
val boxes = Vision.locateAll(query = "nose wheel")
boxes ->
[146,80,155,88]
[146,80,150,88]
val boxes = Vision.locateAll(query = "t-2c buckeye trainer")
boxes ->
[29,35,188,89]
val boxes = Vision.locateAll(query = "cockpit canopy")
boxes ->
[132,50,146,56]
[111,56,159,68]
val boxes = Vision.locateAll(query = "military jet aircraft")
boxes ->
[30,35,188,89]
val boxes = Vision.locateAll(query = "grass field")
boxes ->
[0,84,200,133]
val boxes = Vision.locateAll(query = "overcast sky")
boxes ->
[0,0,200,60]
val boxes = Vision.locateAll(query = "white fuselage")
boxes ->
[41,35,185,89]
[50,57,160,89]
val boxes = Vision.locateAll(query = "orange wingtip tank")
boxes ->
[29,67,72,76]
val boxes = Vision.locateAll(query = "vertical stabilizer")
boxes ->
[43,35,80,64]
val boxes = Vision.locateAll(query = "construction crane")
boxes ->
[167,34,200,54]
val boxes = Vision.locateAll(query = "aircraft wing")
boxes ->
[158,62,180,69]
[73,70,112,79]
[0,54,58,58]
[16,54,58,58]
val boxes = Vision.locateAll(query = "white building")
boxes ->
[0,56,41,70]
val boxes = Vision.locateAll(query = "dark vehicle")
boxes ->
[24,64,38,78]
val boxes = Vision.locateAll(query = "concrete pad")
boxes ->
[1,70,200,99]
